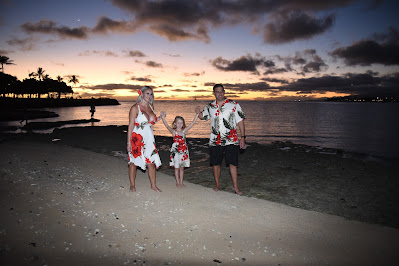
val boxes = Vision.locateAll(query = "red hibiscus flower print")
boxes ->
[131,132,143,147]
[130,133,144,158]
[181,154,188,161]
[174,135,183,142]
[232,106,236,112]
[134,122,140,127]
[178,144,187,153]
[215,109,220,116]
[131,146,142,158]
[216,134,221,145]
[145,158,152,164]
[228,129,238,142]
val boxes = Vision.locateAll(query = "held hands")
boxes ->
[160,111,166,118]
[195,106,201,114]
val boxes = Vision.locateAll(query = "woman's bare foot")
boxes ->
[130,186,136,192]
[232,187,243,195]
[176,183,181,188]
[213,185,219,192]
[180,183,186,188]
[151,186,162,192]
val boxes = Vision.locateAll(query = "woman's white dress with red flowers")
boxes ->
[128,105,162,170]
[170,131,190,168]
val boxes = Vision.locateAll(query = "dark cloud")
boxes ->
[125,50,146,57]
[211,55,269,73]
[145,61,163,68]
[92,16,135,34]
[205,71,399,97]
[17,0,358,44]
[271,72,399,96]
[263,10,335,44]
[109,0,352,43]
[261,77,289,84]
[275,49,328,74]
[263,67,288,75]
[171,89,191,92]
[184,71,205,77]
[21,19,89,39]
[0,49,12,55]
[204,82,271,92]
[330,27,399,66]
[149,24,210,43]
[78,50,118,57]
[211,50,328,76]
[130,77,152,82]
[83,83,143,91]
[6,36,37,50]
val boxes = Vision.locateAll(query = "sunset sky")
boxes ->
[1,0,398,101]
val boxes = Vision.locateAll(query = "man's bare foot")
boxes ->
[232,187,243,195]
[151,186,162,192]
[213,185,219,192]
[130,186,136,192]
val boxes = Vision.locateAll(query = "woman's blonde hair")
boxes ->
[172,116,186,129]
[136,86,155,111]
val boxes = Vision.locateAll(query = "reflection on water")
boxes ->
[2,100,399,158]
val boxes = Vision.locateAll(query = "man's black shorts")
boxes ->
[209,145,239,166]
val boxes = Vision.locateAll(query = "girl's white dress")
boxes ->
[170,131,190,168]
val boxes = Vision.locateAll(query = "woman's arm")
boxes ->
[127,105,138,152]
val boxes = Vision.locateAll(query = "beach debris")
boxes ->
[213,259,222,263]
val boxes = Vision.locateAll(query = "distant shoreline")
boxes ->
[0,97,120,110]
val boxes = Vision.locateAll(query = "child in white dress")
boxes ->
[160,111,199,187]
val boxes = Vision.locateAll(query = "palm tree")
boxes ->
[32,67,46,81]
[68,75,79,99]
[0,55,15,73]
[56,75,63,98]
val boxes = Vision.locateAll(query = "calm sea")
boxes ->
[6,100,399,159]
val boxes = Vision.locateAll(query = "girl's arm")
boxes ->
[160,113,174,134]
[183,113,199,133]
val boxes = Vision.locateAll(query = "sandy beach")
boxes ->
[1,127,399,265]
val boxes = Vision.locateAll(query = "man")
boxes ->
[197,84,246,195]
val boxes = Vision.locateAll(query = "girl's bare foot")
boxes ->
[151,186,162,192]
[130,186,136,192]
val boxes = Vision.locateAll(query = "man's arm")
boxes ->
[237,120,246,149]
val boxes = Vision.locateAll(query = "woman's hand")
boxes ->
[127,142,132,153]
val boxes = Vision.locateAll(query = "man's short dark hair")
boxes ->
[213,84,224,92]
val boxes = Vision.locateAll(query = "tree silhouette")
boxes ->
[0,55,15,73]
[56,75,63,99]
[0,72,17,97]
[68,75,79,99]
[32,67,46,81]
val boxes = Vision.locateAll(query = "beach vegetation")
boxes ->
[0,68,74,99]
[0,55,15,73]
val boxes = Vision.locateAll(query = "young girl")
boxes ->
[160,111,199,187]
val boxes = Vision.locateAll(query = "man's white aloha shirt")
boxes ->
[202,98,245,146]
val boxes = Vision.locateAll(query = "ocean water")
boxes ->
[5,100,399,158]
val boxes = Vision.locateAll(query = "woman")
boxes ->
[127,86,162,192]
